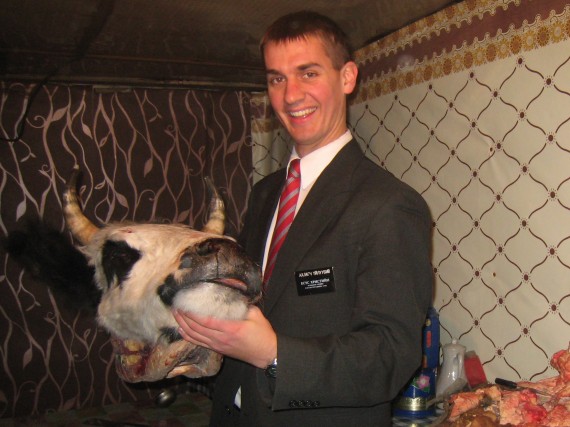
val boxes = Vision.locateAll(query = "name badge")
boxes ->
[295,267,335,296]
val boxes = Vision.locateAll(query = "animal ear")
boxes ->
[4,220,100,312]
[201,177,226,235]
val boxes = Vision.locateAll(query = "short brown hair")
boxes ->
[260,11,353,70]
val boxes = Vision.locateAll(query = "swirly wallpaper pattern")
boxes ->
[0,82,253,418]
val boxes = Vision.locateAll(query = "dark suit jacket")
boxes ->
[209,140,433,427]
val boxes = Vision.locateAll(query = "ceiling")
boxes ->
[1,0,456,91]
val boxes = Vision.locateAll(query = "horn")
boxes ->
[63,166,99,245]
[202,177,225,235]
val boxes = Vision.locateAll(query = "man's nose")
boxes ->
[284,80,303,105]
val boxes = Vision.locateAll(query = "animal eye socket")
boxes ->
[102,240,141,287]
[179,254,193,269]
[111,252,132,262]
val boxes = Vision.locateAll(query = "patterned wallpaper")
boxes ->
[350,0,570,383]
[3,0,570,420]
[0,83,253,418]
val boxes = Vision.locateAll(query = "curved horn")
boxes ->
[202,177,225,235]
[63,166,99,245]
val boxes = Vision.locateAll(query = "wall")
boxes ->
[350,0,570,382]
[0,82,253,417]
[251,93,293,183]
[5,0,569,418]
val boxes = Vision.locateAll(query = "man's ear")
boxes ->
[342,61,359,94]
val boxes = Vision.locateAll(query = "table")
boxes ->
[0,392,447,427]
[0,392,212,427]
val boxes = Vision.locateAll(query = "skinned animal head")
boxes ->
[63,167,261,382]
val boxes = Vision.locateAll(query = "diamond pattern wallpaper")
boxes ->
[350,0,570,382]
[3,0,569,420]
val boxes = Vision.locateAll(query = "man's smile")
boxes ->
[289,107,317,118]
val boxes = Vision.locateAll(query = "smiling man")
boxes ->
[263,28,357,156]
[174,11,434,426]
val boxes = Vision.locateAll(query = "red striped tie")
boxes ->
[263,159,301,284]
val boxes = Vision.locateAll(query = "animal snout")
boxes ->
[179,238,239,269]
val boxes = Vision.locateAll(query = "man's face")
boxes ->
[264,36,358,157]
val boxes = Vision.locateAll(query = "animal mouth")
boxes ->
[109,274,259,383]
[157,271,260,308]
[211,277,249,293]
[113,338,151,373]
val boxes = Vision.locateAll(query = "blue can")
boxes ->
[423,307,440,369]
[393,307,440,418]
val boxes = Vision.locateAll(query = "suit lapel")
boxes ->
[262,141,365,314]
[247,170,285,264]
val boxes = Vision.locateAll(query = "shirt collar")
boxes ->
[289,130,352,190]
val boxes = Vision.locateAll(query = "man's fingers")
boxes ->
[173,310,212,348]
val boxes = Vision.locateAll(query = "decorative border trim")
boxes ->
[355,0,521,64]
[353,1,570,104]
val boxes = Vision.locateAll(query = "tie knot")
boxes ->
[288,158,301,180]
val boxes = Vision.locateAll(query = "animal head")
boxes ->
[63,167,262,382]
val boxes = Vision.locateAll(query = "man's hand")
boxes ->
[173,306,277,369]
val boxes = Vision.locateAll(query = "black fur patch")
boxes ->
[157,274,177,306]
[3,220,100,312]
[101,240,141,288]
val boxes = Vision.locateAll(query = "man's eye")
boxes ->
[303,71,318,79]
[268,76,284,85]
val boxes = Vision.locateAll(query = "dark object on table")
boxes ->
[494,377,553,397]
[154,388,177,407]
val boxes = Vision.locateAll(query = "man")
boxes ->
[174,11,433,426]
